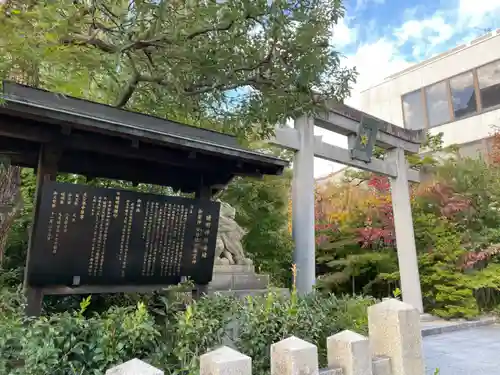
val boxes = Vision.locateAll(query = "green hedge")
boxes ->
[0,288,373,375]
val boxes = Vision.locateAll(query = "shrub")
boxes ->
[235,291,373,371]
[0,287,373,375]
[315,153,500,318]
[222,173,294,287]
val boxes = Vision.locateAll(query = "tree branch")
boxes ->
[183,40,276,94]
[114,52,140,107]
[120,11,264,52]
[60,33,117,53]
[115,74,139,107]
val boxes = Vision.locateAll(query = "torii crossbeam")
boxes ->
[272,102,425,312]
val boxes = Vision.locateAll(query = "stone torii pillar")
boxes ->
[290,116,316,294]
[273,105,425,313]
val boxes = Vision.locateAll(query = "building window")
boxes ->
[402,90,425,130]
[450,72,477,120]
[477,60,500,110]
[425,81,451,127]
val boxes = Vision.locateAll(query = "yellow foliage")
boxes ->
[316,181,385,227]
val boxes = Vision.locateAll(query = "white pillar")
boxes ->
[387,147,423,313]
[292,116,316,295]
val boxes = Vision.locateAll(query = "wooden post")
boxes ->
[192,180,212,300]
[24,143,60,316]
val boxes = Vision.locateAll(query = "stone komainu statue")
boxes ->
[214,202,253,266]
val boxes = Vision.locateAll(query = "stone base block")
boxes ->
[213,265,255,274]
[372,356,391,375]
[209,288,290,299]
[209,267,270,291]
[320,368,343,375]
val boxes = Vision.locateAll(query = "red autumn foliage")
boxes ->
[461,245,500,270]
[367,175,390,193]
[356,175,396,248]
[421,182,472,219]
[355,175,472,250]
[315,223,336,245]
[488,129,500,165]
[316,172,477,263]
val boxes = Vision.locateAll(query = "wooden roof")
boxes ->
[0,81,288,193]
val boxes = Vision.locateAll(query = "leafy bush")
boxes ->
[236,291,372,371]
[0,287,372,375]
[221,172,294,287]
[314,135,500,318]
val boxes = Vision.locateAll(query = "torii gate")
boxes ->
[272,103,425,312]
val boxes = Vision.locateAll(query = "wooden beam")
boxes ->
[0,97,288,171]
[0,115,237,173]
[195,179,212,200]
[272,128,421,183]
[41,284,174,295]
[0,115,53,142]
[56,151,209,192]
[0,114,283,179]
[65,133,233,172]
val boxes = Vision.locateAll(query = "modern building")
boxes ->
[358,29,500,159]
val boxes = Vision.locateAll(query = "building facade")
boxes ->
[358,29,500,158]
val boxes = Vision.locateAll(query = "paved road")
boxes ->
[424,325,500,375]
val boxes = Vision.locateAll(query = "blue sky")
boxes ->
[314,0,500,177]
[335,0,500,98]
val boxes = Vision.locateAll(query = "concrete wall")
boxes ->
[358,30,500,149]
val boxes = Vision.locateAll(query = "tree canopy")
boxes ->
[1,0,356,140]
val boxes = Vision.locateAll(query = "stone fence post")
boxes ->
[271,336,319,375]
[106,299,424,375]
[200,346,252,375]
[368,299,424,375]
[105,359,163,375]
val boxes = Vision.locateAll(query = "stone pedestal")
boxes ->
[209,265,289,298]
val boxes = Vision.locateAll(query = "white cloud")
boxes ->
[395,16,454,48]
[458,0,500,28]
[313,37,413,178]
[345,39,412,106]
[330,18,357,48]
[313,1,500,178]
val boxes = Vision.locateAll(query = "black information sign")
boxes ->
[27,181,220,288]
